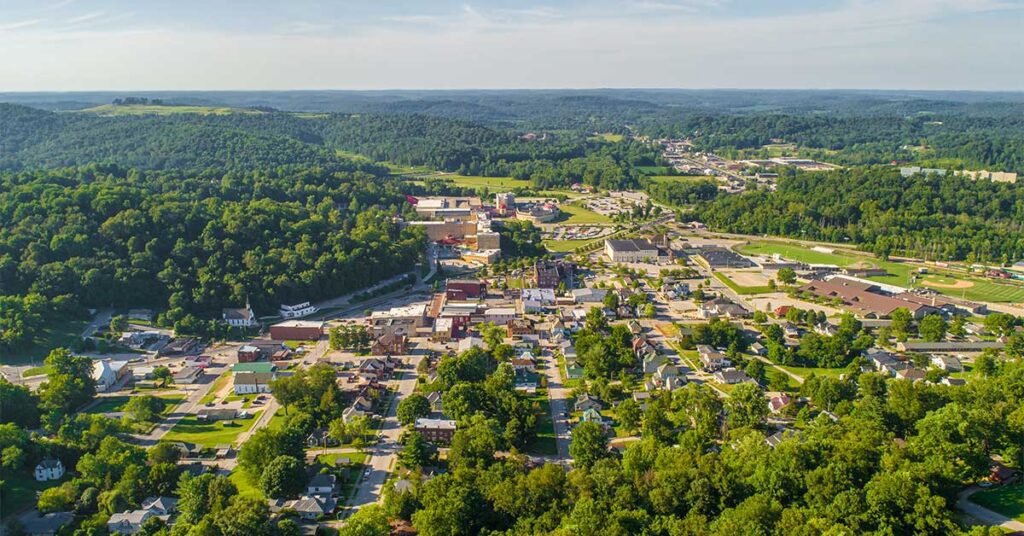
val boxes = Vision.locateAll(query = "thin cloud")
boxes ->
[0,18,44,31]
[65,12,105,24]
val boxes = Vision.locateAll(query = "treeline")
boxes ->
[636,113,1024,173]
[694,167,1024,262]
[0,164,425,350]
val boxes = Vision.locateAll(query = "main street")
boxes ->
[539,351,572,462]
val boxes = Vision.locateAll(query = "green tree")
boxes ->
[398,431,436,469]
[38,348,97,414]
[152,366,173,387]
[123,395,164,422]
[340,504,391,536]
[569,421,609,468]
[890,308,913,340]
[726,383,768,430]
[449,414,500,469]
[918,314,948,342]
[777,267,796,285]
[397,394,431,426]
[616,399,642,433]
[259,455,306,499]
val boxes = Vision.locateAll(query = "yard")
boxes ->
[161,411,263,447]
[2,318,89,365]
[970,484,1024,521]
[86,393,186,416]
[229,469,265,500]
[317,452,369,499]
[526,392,558,456]
[0,471,65,519]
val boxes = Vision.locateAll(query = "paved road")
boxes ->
[131,364,226,446]
[957,485,1024,533]
[345,361,421,512]
[539,351,572,461]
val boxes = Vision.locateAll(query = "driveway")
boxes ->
[957,485,1024,533]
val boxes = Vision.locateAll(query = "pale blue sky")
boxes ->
[0,0,1021,90]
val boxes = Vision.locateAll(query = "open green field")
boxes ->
[544,236,606,253]
[335,149,373,162]
[76,104,262,116]
[777,365,846,381]
[970,484,1024,521]
[553,203,613,225]
[442,175,533,190]
[588,133,624,142]
[1,472,65,519]
[636,165,674,175]
[713,272,774,295]
[162,411,262,447]
[199,372,232,404]
[22,365,51,377]
[1,319,89,365]
[86,393,186,415]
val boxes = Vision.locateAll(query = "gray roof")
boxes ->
[606,239,658,252]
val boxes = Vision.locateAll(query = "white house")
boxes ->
[92,359,127,392]
[34,458,65,482]
[107,510,155,535]
[279,301,318,319]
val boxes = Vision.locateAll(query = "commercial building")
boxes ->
[279,302,317,319]
[415,418,457,444]
[446,279,486,300]
[270,320,325,340]
[799,277,937,319]
[605,239,660,263]
[694,247,756,268]
[234,372,276,394]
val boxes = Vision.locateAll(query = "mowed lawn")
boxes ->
[971,484,1024,521]
[86,393,186,415]
[1,472,66,519]
[443,175,533,190]
[2,319,89,365]
[526,392,558,456]
[713,272,774,295]
[544,236,606,253]
[553,203,612,225]
[162,411,263,447]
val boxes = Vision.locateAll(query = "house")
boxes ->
[233,372,276,394]
[108,510,156,534]
[484,308,517,325]
[570,288,608,304]
[765,429,798,449]
[371,333,408,356]
[458,336,487,353]
[768,394,791,413]
[352,395,374,413]
[930,355,963,372]
[697,345,731,372]
[641,353,668,374]
[270,320,324,341]
[867,349,901,373]
[774,305,792,317]
[307,473,337,496]
[140,496,178,515]
[415,418,457,444]
[715,368,753,385]
[782,323,800,339]
[426,391,443,412]
[574,394,602,412]
[288,495,337,520]
[605,238,659,263]
[565,363,584,380]
[941,377,967,386]
[511,353,536,372]
[359,358,395,381]
[750,342,767,356]
[279,302,317,319]
[990,462,1018,485]
[698,297,751,319]
[342,406,368,423]
[34,458,65,481]
[514,370,540,393]
[306,429,337,448]
[222,300,258,328]
[21,512,74,536]
[653,364,685,391]
[579,407,606,424]
[896,368,927,382]
[633,336,658,361]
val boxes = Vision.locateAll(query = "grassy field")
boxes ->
[441,175,533,190]
[76,104,262,116]
[777,365,846,381]
[86,393,186,415]
[588,133,624,142]
[713,272,774,295]
[971,484,1024,521]
[2,319,89,365]
[162,411,262,447]
[22,365,51,377]
[544,236,607,253]
[636,165,674,175]
[735,240,1024,303]
[1,471,65,519]
[553,203,613,225]
[335,149,373,162]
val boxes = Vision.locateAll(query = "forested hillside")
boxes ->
[0,164,425,351]
[695,167,1024,262]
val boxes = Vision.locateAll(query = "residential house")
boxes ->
[511,353,536,372]
[458,336,486,353]
[306,429,337,448]
[342,406,368,423]
[425,391,443,412]
[307,473,337,496]
[514,370,540,393]
[765,429,798,449]
[930,354,963,372]
[697,345,731,372]
[633,336,658,361]
[641,353,668,375]
[93,359,129,392]
[506,318,535,337]
[698,297,751,319]
[108,510,156,535]
[34,458,65,482]
[579,407,606,424]
[715,368,753,385]
[653,364,685,391]
[140,497,178,515]
[749,342,767,356]
[896,368,927,382]
[574,394,602,413]
[768,394,791,413]
[288,495,337,520]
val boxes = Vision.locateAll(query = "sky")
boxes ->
[0,0,1022,91]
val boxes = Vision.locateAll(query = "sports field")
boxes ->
[735,240,1024,303]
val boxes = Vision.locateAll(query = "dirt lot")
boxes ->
[721,270,771,287]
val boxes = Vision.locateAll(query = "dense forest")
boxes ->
[0,164,425,351]
[694,167,1024,262]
